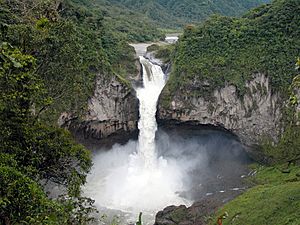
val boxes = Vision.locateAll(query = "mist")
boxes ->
[83,127,250,224]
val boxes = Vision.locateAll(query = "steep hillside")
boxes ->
[158,0,300,148]
[111,0,271,28]
[163,0,299,96]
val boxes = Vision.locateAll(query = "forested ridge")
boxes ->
[65,0,165,41]
[110,0,271,28]
[162,0,300,100]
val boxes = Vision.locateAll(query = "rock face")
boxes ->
[86,75,138,136]
[158,73,282,149]
[60,74,139,148]
[155,200,219,225]
[144,51,171,74]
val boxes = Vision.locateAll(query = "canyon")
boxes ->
[64,42,285,161]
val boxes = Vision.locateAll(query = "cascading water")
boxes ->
[83,56,189,223]
[135,56,166,168]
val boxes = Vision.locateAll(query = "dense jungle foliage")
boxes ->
[162,0,300,101]
[110,0,271,28]
[0,41,94,224]
[64,0,164,42]
[0,0,143,122]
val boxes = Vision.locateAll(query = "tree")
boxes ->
[0,42,94,224]
[289,58,300,106]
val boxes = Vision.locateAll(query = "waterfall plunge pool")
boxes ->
[83,126,252,225]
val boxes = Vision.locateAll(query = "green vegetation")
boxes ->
[147,44,161,52]
[249,164,300,185]
[207,58,300,225]
[0,0,141,122]
[162,0,300,104]
[208,59,300,225]
[210,165,300,225]
[155,45,176,64]
[111,0,270,29]
[290,58,300,107]
[0,0,298,223]
[261,125,300,164]
[62,0,164,42]
[147,43,176,64]
[260,59,300,165]
[0,42,95,224]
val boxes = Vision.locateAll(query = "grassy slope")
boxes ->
[210,165,300,225]
[161,0,300,105]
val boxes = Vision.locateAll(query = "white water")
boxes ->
[136,56,166,168]
[84,56,189,223]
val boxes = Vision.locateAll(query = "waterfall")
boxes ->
[83,55,188,224]
[118,56,186,213]
[135,56,166,168]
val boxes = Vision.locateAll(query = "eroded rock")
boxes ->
[60,74,139,148]
[159,73,282,152]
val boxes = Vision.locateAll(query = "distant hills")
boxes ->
[62,0,272,41]
[109,0,271,28]
[62,0,164,42]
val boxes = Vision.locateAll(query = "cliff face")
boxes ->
[59,74,139,147]
[85,75,138,137]
[158,73,282,147]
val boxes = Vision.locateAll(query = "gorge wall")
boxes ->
[158,73,283,151]
[60,42,287,155]
[63,48,284,155]
[59,73,139,148]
